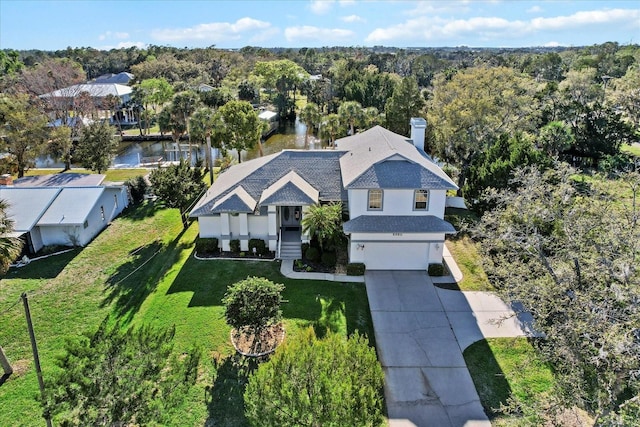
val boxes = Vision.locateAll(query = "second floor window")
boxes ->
[368,189,383,210]
[414,190,429,210]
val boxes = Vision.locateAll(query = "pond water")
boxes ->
[36,119,322,169]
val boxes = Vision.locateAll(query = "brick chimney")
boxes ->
[0,174,13,186]
[410,117,426,151]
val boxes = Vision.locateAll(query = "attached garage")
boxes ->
[361,242,430,270]
[344,215,456,271]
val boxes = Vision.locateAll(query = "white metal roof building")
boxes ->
[0,179,129,254]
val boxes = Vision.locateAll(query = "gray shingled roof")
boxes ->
[338,126,457,190]
[343,215,456,234]
[190,150,345,217]
[260,182,317,205]
[259,171,319,206]
[211,186,256,213]
[347,159,457,189]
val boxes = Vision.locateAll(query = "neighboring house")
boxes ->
[39,83,133,108]
[258,110,279,137]
[197,83,215,92]
[91,72,135,85]
[0,174,129,254]
[190,119,457,270]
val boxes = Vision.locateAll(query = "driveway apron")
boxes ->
[365,270,490,427]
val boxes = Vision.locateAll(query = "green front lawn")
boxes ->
[0,203,375,426]
[445,236,494,291]
[464,338,555,425]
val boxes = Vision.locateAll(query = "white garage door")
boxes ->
[363,242,429,270]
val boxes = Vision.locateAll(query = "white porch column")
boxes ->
[268,206,277,251]
[239,213,249,251]
[220,213,231,251]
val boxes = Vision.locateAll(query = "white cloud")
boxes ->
[367,8,640,44]
[100,41,147,50]
[310,0,334,15]
[405,1,472,16]
[151,18,274,43]
[342,14,365,23]
[285,25,355,42]
[543,41,563,47]
[530,9,640,31]
[527,5,543,14]
[98,31,130,41]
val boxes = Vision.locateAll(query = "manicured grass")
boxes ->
[464,338,554,425]
[445,236,494,291]
[0,202,375,426]
[22,167,149,182]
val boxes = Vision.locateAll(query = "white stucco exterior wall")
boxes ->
[348,189,447,219]
[198,216,221,238]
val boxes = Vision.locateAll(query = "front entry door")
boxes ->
[281,206,302,228]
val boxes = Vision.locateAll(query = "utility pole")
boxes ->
[21,293,52,427]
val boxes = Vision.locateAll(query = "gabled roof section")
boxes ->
[38,187,105,225]
[0,187,61,232]
[190,150,345,217]
[343,215,456,234]
[347,160,456,189]
[259,171,319,206]
[337,126,457,190]
[211,186,256,213]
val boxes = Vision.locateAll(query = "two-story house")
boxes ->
[189,118,457,270]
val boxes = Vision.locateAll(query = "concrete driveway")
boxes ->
[365,270,534,427]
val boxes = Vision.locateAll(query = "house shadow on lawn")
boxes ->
[464,339,515,419]
[205,354,258,427]
[120,200,161,222]
[5,248,81,280]
[102,229,190,322]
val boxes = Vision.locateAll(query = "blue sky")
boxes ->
[1,1,639,50]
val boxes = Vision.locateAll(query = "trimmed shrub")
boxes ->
[230,239,241,253]
[249,238,268,255]
[125,175,148,205]
[428,263,445,276]
[196,237,219,253]
[244,328,384,427]
[305,247,320,262]
[301,243,310,258]
[346,263,365,276]
[321,251,337,267]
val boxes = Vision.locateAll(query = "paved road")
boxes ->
[365,270,534,427]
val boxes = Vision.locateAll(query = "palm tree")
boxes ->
[320,114,342,147]
[301,202,343,252]
[0,199,23,274]
[298,103,321,147]
[338,101,363,135]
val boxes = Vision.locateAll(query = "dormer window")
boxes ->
[414,190,429,210]
[368,189,383,210]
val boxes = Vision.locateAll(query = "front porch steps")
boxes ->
[279,241,302,260]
